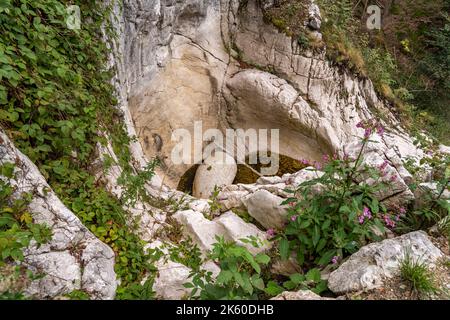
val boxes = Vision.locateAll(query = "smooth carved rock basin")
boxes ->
[127,0,421,193]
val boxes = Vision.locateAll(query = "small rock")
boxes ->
[242,189,288,230]
[173,210,268,254]
[153,261,192,300]
[271,290,334,300]
[307,2,322,30]
[328,231,444,294]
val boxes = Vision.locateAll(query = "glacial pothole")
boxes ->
[176,153,307,195]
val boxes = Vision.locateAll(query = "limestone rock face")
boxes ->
[307,1,322,30]
[172,210,269,254]
[111,0,425,192]
[153,260,193,300]
[0,131,117,299]
[327,231,444,294]
[193,150,238,199]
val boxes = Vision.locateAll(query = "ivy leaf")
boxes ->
[283,280,296,290]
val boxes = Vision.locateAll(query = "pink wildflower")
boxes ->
[379,160,389,171]
[383,215,396,228]
[290,215,298,222]
[331,256,340,264]
[364,127,372,139]
[314,161,322,170]
[358,215,365,224]
[363,206,372,219]
[266,228,276,238]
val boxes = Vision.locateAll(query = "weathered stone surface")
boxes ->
[271,290,334,300]
[344,141,415,208]
[193,150,238,199]
[0,131,117,299]
[307,1,322,30]
[153,260,192,300]
[173,210,227,252]
[173,210,268,254]
[149,240,220,300]
[215,211,269,254]
[110,0,426,209]
[242,190,288,230]
[328,231,444,294]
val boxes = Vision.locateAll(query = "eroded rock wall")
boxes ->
[0,131,117,299]
[112,0,423,190]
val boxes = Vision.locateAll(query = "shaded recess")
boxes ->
[176,154,307,194]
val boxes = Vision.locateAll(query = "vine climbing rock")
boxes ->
[0,131,117,299]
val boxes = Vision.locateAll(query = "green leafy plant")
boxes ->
[65,290,90,300]
[0,163,52,298]
[207,185,223,218]
[277,120,389,267]
[265,268,328,296]
[117,158,159,207]
[115,278,156,300]
[185,236,270,300]
[166,237,203,272]
[0,0,163,299]
[399,153,450,235]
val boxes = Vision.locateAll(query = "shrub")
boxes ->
[363,48,397,88]
[265,268,328,296]
[185,236,270,300]
[276,120,391,267]
[117,159,159,207]
[398,153,449,236]
[0,1,162,299]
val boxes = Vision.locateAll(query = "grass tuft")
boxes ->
[399,250,438,298]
